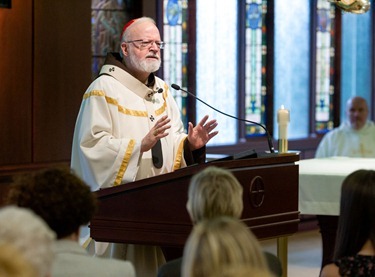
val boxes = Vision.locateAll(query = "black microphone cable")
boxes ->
[171,84,275,153]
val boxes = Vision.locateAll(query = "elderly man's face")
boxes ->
[346,97,368,130]
[123,21,161,74]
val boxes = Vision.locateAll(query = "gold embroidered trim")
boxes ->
[83,90,105,99]
[114,139,136,186]
[83,90,148,117]
[173,137,186,170]
[155,85,169,115]
[155,101,166,116]
[118,105,148,117]
[82,237,92,249]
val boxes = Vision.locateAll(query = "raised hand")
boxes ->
[187,115,218,150]
[141,115,171,153]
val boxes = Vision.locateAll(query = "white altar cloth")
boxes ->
[298,157,375,216]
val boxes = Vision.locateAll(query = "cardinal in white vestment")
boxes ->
[71,17,218,277]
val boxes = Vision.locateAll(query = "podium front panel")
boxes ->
[90,154,300,247]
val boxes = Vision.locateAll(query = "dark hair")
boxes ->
[334,169,375,259]
[6,167,97,239]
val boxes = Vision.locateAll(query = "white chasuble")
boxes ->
[315,121,375,158]
[71,62,189,277]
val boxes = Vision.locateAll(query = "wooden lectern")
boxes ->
[90,153,299,277]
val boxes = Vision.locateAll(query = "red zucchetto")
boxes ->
[120,18,137,40]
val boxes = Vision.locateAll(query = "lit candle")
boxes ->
[277,105,290,153]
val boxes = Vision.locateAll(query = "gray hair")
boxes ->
[121,17,157,43]
[119,17,157,58]
[0,206,56,277]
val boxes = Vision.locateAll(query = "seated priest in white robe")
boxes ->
[315,96,375,270]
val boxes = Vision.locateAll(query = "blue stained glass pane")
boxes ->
[166,0,180,26]
[247,3,262,29]
[244,0,268,137]
[317,8,331,32]
[163,0,188,128]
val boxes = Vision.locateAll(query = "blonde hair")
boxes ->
[221,265,275,277]
[0,243,38,277]
[187,166,243,223]
[0,206,55,277]
[182,216,272,277]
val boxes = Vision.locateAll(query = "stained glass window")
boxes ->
[91,0,130,79]
[315,0,336,133]
[163,0,189,127]
[244,0,268,137]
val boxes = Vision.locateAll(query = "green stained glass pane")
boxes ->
[315,0,336,133]
[163,0,189,128]
[245,0,268,137]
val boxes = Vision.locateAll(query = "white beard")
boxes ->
[128,53,161,73]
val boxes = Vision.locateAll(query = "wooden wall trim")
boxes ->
[33,0,91,163]
[0,161,70,207]
[0,0,33,165]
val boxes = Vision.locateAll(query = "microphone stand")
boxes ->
[171,84,275,154]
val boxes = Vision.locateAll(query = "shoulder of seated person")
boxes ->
[320,263,340,277]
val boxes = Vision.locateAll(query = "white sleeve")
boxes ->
[71,84,142,191]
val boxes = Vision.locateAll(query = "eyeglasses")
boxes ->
[126,39,165,50]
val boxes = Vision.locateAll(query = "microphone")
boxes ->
[147,88,163,97]
[171,84,275,153]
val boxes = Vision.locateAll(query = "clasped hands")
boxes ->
[140,115,218,153]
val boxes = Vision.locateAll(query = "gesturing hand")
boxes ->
[141,115,171,153]
[187,115,218,150]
